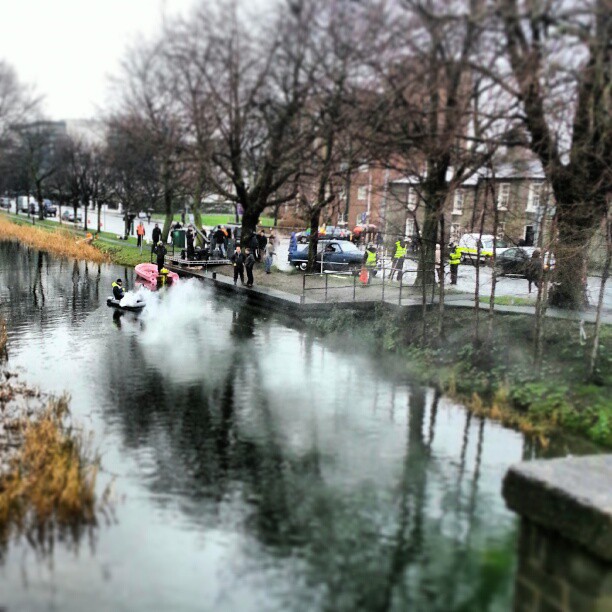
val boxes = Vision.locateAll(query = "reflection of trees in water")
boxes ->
[101,323,516,610]
[0,242,103,330]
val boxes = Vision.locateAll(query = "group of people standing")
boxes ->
[230,231,276,287]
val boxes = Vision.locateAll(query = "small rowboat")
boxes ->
[135,263,179,285]
[106,297,146,312]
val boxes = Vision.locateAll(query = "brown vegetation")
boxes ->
[0,216,109,264]
[0,395,107,557]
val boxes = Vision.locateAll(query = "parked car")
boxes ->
[43,199,57,217]
[61,210,82,223]
[289,239,365,272]
[495,247,555,277]
[296,226,352,244]
[458,233,510,263]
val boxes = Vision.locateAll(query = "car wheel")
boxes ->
[298,262,307,271]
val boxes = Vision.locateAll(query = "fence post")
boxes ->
[399,270,403,305]
[302,273,306,303]
[353,272,357,302]
[325,272,328,303]
[382,264,385,303]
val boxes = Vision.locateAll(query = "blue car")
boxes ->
[289,240,364,272]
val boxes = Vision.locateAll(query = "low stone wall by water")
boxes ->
[503,455,612,611]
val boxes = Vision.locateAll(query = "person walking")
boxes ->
[527,249,543,294]
[264,241,275,274]
[288,232,298,260]
[390,237,407,281]
[136,221,146,250]
[435,243,442,283]
[155,241,167,274]
[231,245,245,285]
[257,230,267,262]
[245,247,256,287]
[448,242,461,285]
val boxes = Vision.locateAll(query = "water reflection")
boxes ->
[0,242,600,611]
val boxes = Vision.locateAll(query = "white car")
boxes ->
[458,233,510,263]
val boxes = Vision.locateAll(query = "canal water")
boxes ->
[0,242,595,611]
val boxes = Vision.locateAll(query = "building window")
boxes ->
[407,188,417,211]
[496,222,506,239]
[451,223,460,240]
[526,183,541,213]
[357,186,367,201]
[497,183,510,211]
[453,189,464,214]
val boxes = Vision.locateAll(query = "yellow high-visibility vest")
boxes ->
[449,248,461,265]
[394,241,407,258]
[365,250,377,267]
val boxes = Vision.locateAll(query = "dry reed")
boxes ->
[0,396,103,553]
[0,216,109,264]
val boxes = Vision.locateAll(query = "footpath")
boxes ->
[165,263,612,324]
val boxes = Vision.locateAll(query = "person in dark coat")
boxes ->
[249,233,259,261]
[112,278,125,300]
[152,223,162,244]
[186,226,195,260]
[527,249,543,294]
[231,245,245,285]
[155,241,167,273]
[245,248,256,287]
[214,225,226,257]
[257,230,267,261]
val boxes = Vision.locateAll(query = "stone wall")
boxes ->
[503,455,612,612]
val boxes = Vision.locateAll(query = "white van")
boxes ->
[457,233,511,263]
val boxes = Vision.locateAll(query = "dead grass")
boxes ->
[0,216,109,264]
[0,396,108,556]
[0,317,6,361]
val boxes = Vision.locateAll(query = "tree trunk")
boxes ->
[96,201,102,233]
[437,217,445,339]
[240,204,260,248]
[548,204,591,309]
[307,210,321,273]
[588,212,611,380]
[83,201,88,232]
[416,200,437,289]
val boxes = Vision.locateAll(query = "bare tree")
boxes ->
[495,0,612,309]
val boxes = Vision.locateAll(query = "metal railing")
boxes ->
[300,261,439,306]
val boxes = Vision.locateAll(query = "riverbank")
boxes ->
[303,306,611,447]
[0,323,105,557]
[0,216,109,265]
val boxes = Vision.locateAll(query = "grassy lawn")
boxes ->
[478,295,537,307]
[153,213,276,227]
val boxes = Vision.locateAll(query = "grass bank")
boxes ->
[306,306,611,447]
[0,216,109,264]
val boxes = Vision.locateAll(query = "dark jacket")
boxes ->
[231,251,245,268]
[214,228,225,244]
[245,253,256,270]
[152,227,162,244]
[257,234,268,249]
[155,244,167,264]
[186,230,194,247]
[249,234,259,252]
[112,282,124,300]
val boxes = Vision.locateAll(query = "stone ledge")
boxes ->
[503,455,612,562]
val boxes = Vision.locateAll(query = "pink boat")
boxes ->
[135,263,180,286]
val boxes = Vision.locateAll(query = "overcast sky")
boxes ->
[0,0,197,120]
